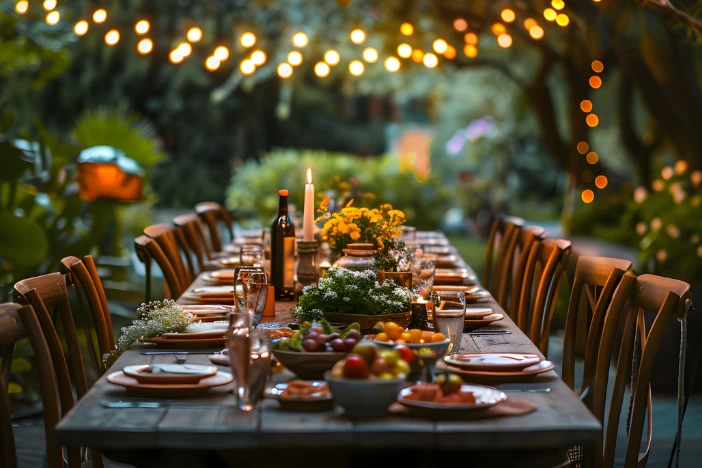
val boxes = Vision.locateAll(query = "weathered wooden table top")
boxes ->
[56,241,600,453]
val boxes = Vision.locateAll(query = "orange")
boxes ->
[375,332,389,342]
[384,322,404,340]
[432,332,446,342]
[421,331,434,343]
[408,329,422,343]
[400,332,413,343]
[395,339,406,344]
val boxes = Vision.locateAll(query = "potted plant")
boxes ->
[374,239,413,289]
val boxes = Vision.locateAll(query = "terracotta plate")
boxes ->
[463,307,493,320]
[434,269,478,285]
[435,255,459,268]
[437,359,555,381]
[123,364,218,384]
[141,336,226,348]
[444,353,541,371]
[464,313,503,330]
[265,381,334,411]
[106,370,232,397]
[398,383,507,411]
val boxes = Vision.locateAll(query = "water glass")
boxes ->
[241,282,268,326]
[411,253,437,300]
[227,327,271,411]
[431,290,466,354]
[241,245,265,266]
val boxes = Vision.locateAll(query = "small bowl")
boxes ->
[272,349,347,380]
[265,381,334,412]
[374,339,451,378]
[324,372,404,418]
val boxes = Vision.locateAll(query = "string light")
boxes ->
[661,166,674,180]
[15,1,29,14]
[586,151,599,164]
[454,18,468,31]
[45,11,60,26]
[577,141,589,154]
[423,53,438,68]
[586,114,599,127]
[580,100,593,112]
[324,50,340,66]
[582,190,594,203]
[556,14,570,26]
[251,50,267,66]
[204,56,219,70]
[137,38,153,55]
[675,160,688,174]
[240,59,256,75]
[187,27,203,43]
[552,0,565,10]
[529,26,544,39]
[497,34,513,48]
[43,0,56,11]
[384,56,400,72]
[214,46,230,61]
[292,32,308,47]
[591,60,604,72]
[544,9,557,21]
[350,29,366,44]
[464,32,478,45]
[589,76,602,88]
[362,47,378,63]
[501,9,516,23]
[400,23,414,36]
[277,63,293,78]
[177,42,192,57]
[169,50,183,64]
[444,45,457,59]
[349,60,364,76]
[411,49,424,63]
[463,44,478,58]
[241,32,256,48]
[595,175,608,189]
[524,18,538,30]
[288,51,303,66]
[93,9,107,24]
[491,23,506,35]
[74,21,89,36]
[397,43,412,58]
[432,39,448,54]
[314,61,330,78]
[135,20,150,35]
[105,29,120,46]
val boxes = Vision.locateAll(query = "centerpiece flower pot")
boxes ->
[375,271,413,289]
[332,243,376,271]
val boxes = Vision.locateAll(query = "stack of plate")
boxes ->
[142,321,229,348]
[434,268,478,286]
[180,304,230,322]
[180,286,236,304]
[439,353,555,381]
[202,270,237,285]
[462,307,504,330]
[107,364,233,397]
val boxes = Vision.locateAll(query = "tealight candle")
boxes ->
[320,261,331,278]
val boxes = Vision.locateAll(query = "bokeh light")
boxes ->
[497,34,513,48]
[411,49,425,63]
[214,46,230,61]
[350,29,366,44]
[544,9,557,21]
[384,56,400,72]
[204,56,219,70]
[15,1,29,14]
[556,14,570,26]
[423,53,438,68]
[432,39,448,54]
[463,44,478,58]
[251,50,267,66]
[292,32,308,47]
[586,151,599,164]
[454,18,468,31]
[187,27,203,43]
[135,20,150,35]
[464,32,479,45]
[397,43,412,58]
[580,100,593,112]
[595,175,608,189]
[277,63,293,79]
[577,141,589,154]
[177,42,192,57]
[170,50,184,64]
[46,11,60,26]
[362,47,378,63]
[400,23,414,36]
[104,29,120,46]
[240,59,256,75]
[93,9,107,24]
[444,45,457,59]
[74,21,89,36]
[241,32,256,48]
[582,190,595,203]
[287,51,303,66]
[491,23,506,36]
[589,76,602,88]
[314,61,330,78]
[524,18,538,30]
[591,60,604,73]
[551,0,565,10]
[661,166,674,180]
[586,114,599,127]
[529,26,544,39]
[137,38,153,55]
[675,160,688,174]
[324,50,340,66]
[349,60,364,76]
[501,9,516,23]
[43,0,56,11]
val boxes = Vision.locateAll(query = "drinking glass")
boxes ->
[234,267,268,325]
[411,253,437,300]
[227,326,271,411]
[431,290,466,355]
[241,245,265,266]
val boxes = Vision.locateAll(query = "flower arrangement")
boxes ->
[291,267,413,322]
[105,300,195,365]
[317,199,406,259]
[374,239,411,272]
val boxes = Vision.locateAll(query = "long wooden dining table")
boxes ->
[55,239,601,468]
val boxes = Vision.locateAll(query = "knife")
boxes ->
[102,400,222,409]
[140,351,221,355]
[502,388,551,393]
[469,330,511,335]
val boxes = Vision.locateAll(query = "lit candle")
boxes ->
[303,168,315,241]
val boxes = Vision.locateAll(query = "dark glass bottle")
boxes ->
[271,189,296,299]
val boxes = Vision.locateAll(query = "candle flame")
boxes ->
[306,167,313,184]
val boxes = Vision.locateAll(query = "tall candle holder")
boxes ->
[295,241,319,294]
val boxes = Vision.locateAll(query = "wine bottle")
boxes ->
[271,189,296,300]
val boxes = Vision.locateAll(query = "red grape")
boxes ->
[330,338,346,351]
[302,339,318,352]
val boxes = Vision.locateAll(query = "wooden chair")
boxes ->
[144,224,194,287]
[592,273,692,468]
[482,215,524,303]
[59,255,115,360]
[173,214,229,273]
[195,201,234,253]
[134,235,186,301]
[515,238,572,355]
[561,256,633,398]
[503,225,547,317]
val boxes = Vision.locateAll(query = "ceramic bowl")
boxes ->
[324,372,404,418]
[374,339,451,378]
[272,349,347,380]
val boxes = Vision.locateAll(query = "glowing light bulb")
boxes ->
[432,39,448,54]
[169,50,183,64]
[384,56,400,72]
[591,60,604,73]
[287,51,303,66]
[177,42,192,57]
[586,151,599,164]
[45,11,60,25]
[577,141,589,154]
[444,45,457,59]
[93,9,107,24]
[105,29,120,46]
[501,9,516,23]
[324,50,340,66]
[497,34,512,48]
[187,27,203,43]
[214,46,229,61]
[552,0,565,10]
[314,61,330,78]
[556,14,570,26]
[529,26,544,39]
[135,20,150,35]
[595,175,608,189]
[580,100,593,112]
[15,1,29,14]
[204,56,219,70]
[589,76,602,88]
[277,63,293,78]
[240,59,256,75]
[582,190,594,204]
[43,0,56,11]
[362,47,378,63]
[400,23,414,36]
[292,32,308,47]
[464,32,478,45]
[349,60,364,76]
[397,43,412,58]
[544,9,557,21]
[454,18,468,31]
[586,114,599,127]
[137,38,153,55]
[241,32,256,48]
[350,29,366,44]
[74,20,89,36]
[251,50,267,66]
[423,53,438,68]
[463,44,478,58]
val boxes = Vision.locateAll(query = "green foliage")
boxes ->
[226,148,452,229]
[565,190,639,247]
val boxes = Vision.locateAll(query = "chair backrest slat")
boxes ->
[143,224,192,287]
[484,216,524,302]
[506,226,547,320]
[195,201,234,253]
[134,235,185,300]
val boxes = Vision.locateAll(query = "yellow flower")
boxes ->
[337,221,350,234]
[350,231,361,241]
[388,209,405,219]
[375,237,385,248]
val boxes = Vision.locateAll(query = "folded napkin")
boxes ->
[191,286,235,298]
[149,364,215,375]
[185,321,229,333]
[209,354,230,367]
[389,398,537,420]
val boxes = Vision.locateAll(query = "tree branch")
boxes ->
[637,0,702,34]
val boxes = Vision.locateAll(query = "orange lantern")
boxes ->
[76,146,145,202]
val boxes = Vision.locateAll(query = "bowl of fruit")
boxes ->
[324,342,411,418]
[272,320,363,379]
[372,322,451,379]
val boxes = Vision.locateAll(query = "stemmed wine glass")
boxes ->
[234,267,268,326]
[227,314,271,411]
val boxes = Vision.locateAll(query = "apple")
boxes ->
[394,345,415,364]
[342,354,370,379]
